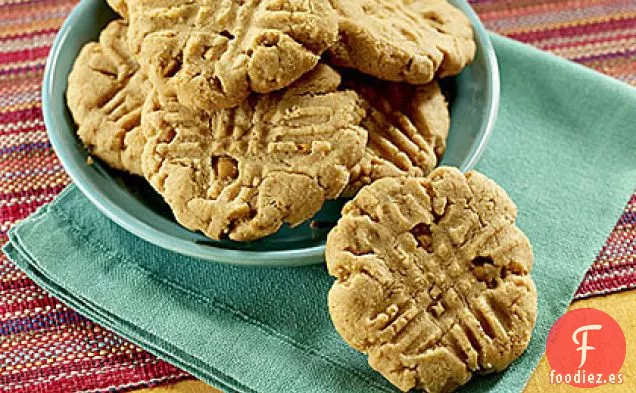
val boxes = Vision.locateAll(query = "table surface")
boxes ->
[0,0,634,392]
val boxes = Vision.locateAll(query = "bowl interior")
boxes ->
[43,0,498,266]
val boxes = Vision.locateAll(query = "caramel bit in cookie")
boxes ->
[328,0,475,83]
[412,222,434,252]
[342,72,450,196]
[212,156,239,181]
[66,20,150,176]
[142,64,368,241]
[326,167,537,393]
[126,0,339,111]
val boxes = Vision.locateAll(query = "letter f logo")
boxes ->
[572,324,602,368]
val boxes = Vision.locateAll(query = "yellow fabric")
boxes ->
[133,380,220,393]
[135,289,635,393]
[525,290,635,392]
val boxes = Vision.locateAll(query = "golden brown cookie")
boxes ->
[326,167,537,393]
[127,0,338,111]
[342,74,449,196]
[328,0,475,83]
[107,0,128,18]
[67,20,150,176]
[142,64,367,241]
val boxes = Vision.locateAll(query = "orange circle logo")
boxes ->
[546,308,626,387]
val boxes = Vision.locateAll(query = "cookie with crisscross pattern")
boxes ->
[127,0,338,111]
[328,0,475,83]
[327,167,537,393]
[142,64,368,241]
[67,20,150,176]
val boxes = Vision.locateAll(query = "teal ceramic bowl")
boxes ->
[43,0,499,266]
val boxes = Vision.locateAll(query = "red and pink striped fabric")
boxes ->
[1,0,634,391]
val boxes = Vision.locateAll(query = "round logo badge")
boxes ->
[546,308,626,387]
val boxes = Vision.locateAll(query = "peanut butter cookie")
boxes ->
[326,167,537,393]
[107,0,128,18]
[328,0,475,83]
[67,20,150,176]
[142,64,367,241]
[343,74,449,196]
[127,0,338,111]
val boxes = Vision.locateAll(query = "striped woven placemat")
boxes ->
[1,0,634,391]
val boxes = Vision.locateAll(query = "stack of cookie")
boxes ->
[67,1,537,392]
[67,0,475,242]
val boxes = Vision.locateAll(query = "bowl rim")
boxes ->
[42,0,499,266]
[456,2,500,173]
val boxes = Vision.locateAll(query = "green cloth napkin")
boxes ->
[4,34,636,393]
